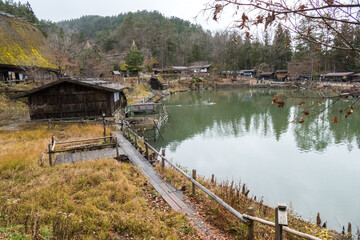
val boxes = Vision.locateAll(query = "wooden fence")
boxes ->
[48,135,119,166]
[122,124,322,240]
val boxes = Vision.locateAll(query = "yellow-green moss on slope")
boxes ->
[0,14,56,69]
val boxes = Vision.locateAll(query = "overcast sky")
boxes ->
[18,0,233,32]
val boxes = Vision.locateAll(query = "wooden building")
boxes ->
[14,77,128,120]
[259,72,274,80]
[276,70,288,81]
[0,12,58,83]
[287,61,312,80]
[322,72,355,81]
[149,77,168,90]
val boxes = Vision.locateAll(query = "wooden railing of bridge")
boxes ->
[122,123,322,240]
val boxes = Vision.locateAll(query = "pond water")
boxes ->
[151,89,360,232]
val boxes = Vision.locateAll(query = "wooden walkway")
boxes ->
[114,132,194,213]
[114,132,218,236]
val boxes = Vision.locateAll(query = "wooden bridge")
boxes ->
[114,132,194,213]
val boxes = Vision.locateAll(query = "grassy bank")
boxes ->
[154,164,344,240]
[0,124,198,239]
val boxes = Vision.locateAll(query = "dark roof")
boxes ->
[14,77,129,98]
[324,72,354,77]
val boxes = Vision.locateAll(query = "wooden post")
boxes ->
[102,113,106,143]
[134,135,138,149]
[246,207,255,240]
[192,169,196,196]
[275,207,281,240]
[115,137,120,162]
[161,149,165,172]
[110,133,113,143]
[127,128,131,140]
[275,204,288,240]
[145,142,149,161]
[48,144,52,166]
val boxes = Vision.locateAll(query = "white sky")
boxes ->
[18,0,234,32]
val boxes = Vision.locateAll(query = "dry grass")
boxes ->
[0,123,197,239]
[154,164,344,240]
[124,83,152,105]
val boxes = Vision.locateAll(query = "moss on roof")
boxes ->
[0,13,56,69]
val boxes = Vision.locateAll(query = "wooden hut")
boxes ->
[149,77,167,90]
[276,70,288,81]
[287,61,312,80]
[322,72,355,82]
[14,77,128,120]
[259,72,274,80]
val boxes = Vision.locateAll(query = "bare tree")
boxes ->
[204,0,360,52]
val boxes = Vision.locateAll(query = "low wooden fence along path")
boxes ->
[114,132,193,213]
[113,131,217,234]
[120,125,323,240]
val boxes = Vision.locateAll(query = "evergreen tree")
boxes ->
[125,41,144,73]
[0,0,38,24]
[272,25,292,70]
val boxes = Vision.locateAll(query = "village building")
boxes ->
[189,64,212,73]
[242,70,256,77]
[14,77,128,120]
[149,77,168,90]
[321,72,355,82]
[0,12,58,83]
[259,72,274,80]
[276,70,288,81]
[287,61,312,80]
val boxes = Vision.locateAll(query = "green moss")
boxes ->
[0,15,56,69]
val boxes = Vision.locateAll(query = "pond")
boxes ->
[151,89,360,232]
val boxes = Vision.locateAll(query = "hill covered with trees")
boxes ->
[1,0,359,76]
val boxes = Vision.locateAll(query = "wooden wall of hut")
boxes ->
[27,81,123,120]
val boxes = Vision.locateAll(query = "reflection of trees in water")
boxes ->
[152,90,360,152]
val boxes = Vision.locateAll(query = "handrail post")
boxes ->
[192,169,196,196]
[246,207,255,240]
[161,149,165,172]
[275,204,288,240]
[145,140,149,161]
[115,137,120,162]
[134,134,138,149]
[110,133,113,144]
[102,113,106,143]
[48,144,52,166]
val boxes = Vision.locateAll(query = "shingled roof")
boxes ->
[14,77,129,98]
[0,12,56,69]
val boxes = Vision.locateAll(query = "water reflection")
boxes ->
[151,89,360,231]
[156,89,360,152]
